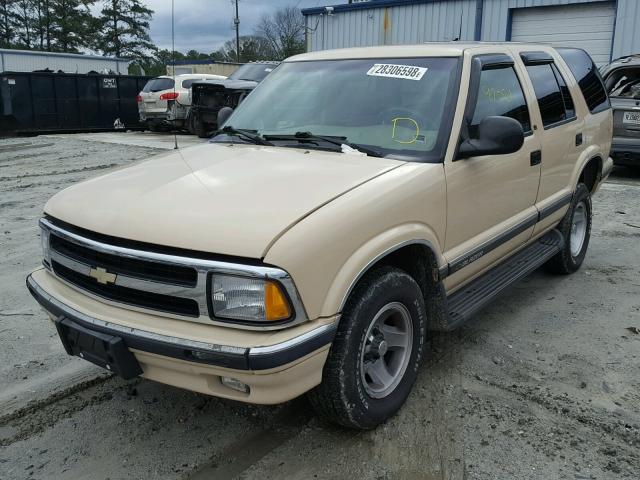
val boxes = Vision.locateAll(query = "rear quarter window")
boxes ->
[557,48,610,114]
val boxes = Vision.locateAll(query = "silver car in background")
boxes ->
[137,74,226,131]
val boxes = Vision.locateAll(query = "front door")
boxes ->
[444,54,542,291]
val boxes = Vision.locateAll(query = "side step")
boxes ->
[445,229,564,330]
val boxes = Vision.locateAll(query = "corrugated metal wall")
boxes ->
[305,0,640,63]
[480,0,612,41]
[612,0,640,59]
[0,50,129,74]
[306,0,477,51]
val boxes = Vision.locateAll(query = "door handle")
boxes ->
[530,150,542,166]
[575,133,583,146]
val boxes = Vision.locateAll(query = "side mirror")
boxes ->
[217,106,233,128]
[457,116,524,159]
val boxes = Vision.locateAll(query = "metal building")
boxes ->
[302,0,640,65]
[0,49,130,74]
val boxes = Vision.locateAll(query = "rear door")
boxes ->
[518,50,582,233]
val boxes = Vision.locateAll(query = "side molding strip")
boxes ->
[537,192,573,222]
[446,192,572,276]
[448,213,538,275]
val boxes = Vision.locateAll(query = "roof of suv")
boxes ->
[287,42,551,62]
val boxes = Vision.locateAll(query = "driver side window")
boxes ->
[470,66,531,138]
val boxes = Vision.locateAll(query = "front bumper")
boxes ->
[27,270,336,403]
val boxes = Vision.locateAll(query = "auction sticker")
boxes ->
[367,64,427,81]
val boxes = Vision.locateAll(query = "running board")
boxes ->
[444,229,564,330]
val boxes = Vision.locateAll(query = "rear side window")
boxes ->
[470,66,531,137]
[142,78,174,92]
[551,64,575,118]
[526,63,572,128]
[557,48,610,113]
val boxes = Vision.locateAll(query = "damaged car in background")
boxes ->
[601,54,640,171]
[189,62,278,137]
[137,73,226,131]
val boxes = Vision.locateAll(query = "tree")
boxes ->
[97,0,155,61]
[0,0,18,48]
[32,0,51,50]
[255,6,305,60]
[49,0,95,53]
[13,0,33,48]
[216,35,272,63]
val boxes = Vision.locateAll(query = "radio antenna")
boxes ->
[171,0,178,150]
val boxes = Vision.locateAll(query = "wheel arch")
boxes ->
[578,155,602,193]
[321,228,448,329]
[573,149,604,194]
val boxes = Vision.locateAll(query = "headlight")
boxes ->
[40,226,51,267]
[210,274,292,324]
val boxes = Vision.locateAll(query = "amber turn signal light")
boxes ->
[265,281,291,321]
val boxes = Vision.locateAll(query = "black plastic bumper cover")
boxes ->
[26,274,335,372]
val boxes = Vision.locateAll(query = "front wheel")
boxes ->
[308,266,426,429]
[545,183,592,274]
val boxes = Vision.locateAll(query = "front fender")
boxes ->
[321,225,445,317]
[264,163,446,320]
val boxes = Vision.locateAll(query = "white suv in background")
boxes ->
[137,74,226,131]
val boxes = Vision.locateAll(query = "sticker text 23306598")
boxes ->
[366,64,428,81]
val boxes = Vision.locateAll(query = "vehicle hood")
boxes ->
[44,143,404,258]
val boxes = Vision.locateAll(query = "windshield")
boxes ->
[229,64,275,82]
[219,57,460,161]
[604,67,640,98]
[142,77,174,92]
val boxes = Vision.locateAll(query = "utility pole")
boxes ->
[233,0,240,63]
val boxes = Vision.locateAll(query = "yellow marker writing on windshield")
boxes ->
[391,117,420,144]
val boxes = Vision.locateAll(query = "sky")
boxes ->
[142,0,331,53]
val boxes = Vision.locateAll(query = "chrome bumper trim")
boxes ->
[27,273,335,371]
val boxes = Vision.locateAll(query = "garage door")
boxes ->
[510,2,615,66]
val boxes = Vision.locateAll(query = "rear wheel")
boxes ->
[308,266,426,429]
[545,183,592,274]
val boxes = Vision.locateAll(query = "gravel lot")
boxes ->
[1,133,639,480]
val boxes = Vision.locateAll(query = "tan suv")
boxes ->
[27,43,613,429]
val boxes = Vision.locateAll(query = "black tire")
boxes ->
[308,266,427,429]
[545,183,592,274]
[195,114,209,138]
[186,112,196,135]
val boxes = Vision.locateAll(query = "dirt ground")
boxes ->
[0,134,638,480]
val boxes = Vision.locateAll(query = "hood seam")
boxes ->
[260,162,407,259]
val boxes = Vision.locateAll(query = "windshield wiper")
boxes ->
[264,132,383,157]
[216,126,273,146]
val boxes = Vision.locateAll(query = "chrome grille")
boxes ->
[39,217,309,330]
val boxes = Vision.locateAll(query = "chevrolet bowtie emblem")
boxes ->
[88,266,117,285]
